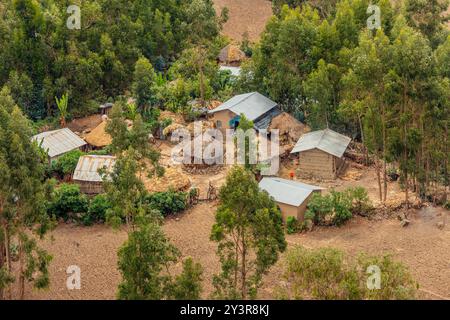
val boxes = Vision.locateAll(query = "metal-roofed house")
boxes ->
[291,129,351,179]
[73,155,116,194]
[259,177,324,222]
[208,92,281,132]
[99,102,113,116]
[32,128,87,162]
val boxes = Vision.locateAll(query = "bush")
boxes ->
[286,216,299,234]
[51,150,85,178]
[81,194,112,226]
[280,246,417,300]
[306,190,353,226]
[144,191,187,216]
[345,187,373,216]
[48,183,88,221]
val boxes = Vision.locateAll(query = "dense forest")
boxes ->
[0,0,229,118]
[238,0,449,202]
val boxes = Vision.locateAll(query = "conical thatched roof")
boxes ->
[218,44,246,64]
[85,121,112,148]
[269,112,310,146]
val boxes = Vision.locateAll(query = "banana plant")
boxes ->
[55,93,69,128]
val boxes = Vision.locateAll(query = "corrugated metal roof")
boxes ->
[32,128,87,158]
[291,129,351,158]
[259,177,324,207]
[254,107,282,130]
[73,155,116,182]
[208,92,277,121]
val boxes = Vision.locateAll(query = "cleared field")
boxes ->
[213,0,273,41]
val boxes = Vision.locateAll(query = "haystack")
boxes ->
[84,121,112,148]
[208,100,222,111]
[163,123,187,137]
[269,112,310,146]
[159,110,185,125]
[218,44,246,65]
[187,120,215,137]
[143,167,191,193]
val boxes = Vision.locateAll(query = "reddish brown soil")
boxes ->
[20,163,449,300]
[67,114,103,134]
[213,0,273,42]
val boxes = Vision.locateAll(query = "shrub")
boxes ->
[306,193,335,225]
[286,216,299,234]
[144,191,187,216]
[280,246,417,300]
[345,187,373,216]
[81,194,112,226]
[330,190,353,226]
[306,190,353,226]
[444,201,450,210]
[48,183,88,221]
[51,150,85,178]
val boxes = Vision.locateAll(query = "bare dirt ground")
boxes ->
[213,0,273,41]
[67,114,103,134]
[22,161,449,300]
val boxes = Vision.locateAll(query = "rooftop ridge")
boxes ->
[229,92,256,114]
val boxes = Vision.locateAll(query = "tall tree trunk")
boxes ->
[240,231,247,300]
[382,104,387,202]
[4,224,12,299]
[358,114,369,166]
[19,236,25,300]
[376,159,382,202]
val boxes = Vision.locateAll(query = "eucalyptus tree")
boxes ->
[210,166,286,299]
[0,87,54,299]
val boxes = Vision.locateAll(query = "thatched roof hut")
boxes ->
[84,121,112,148]
[269,112,310,146]
[218,44,246,65]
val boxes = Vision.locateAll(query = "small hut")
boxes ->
[84,121,112,149]
[208,92,280,132]
[218,44,246,66]
[259,177,324,222]
[32,128,87,162]
[290,129,351,180]
[73,155,116,194]
[99,103,113,116]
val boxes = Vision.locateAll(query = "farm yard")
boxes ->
[0,0,449,304]
[22,161,449,300]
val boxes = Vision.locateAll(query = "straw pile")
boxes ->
[218,44,246,64]
[187,120,215,137]
[84,121,112,148]
[269,112,310,146]
[163,123,187,137]
[143,167,191,193]
[159,110,185,125]
[208,100,222,111]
